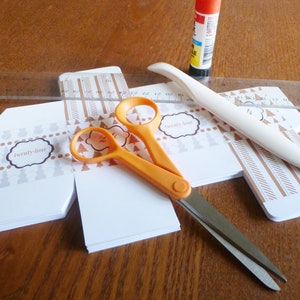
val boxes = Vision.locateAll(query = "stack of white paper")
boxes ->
[0,101,75,231]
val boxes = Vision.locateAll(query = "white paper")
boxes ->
[0,101,75,231]
[75,166,180,252]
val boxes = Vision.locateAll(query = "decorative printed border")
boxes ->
[0,123,72,188]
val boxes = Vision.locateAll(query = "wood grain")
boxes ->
[0,1,300,299]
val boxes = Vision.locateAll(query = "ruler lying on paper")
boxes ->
[0,72,299,108]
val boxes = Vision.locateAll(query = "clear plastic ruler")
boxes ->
[0,72,299,109]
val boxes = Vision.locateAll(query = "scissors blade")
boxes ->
[180,200,281,291]
[180,189,287,283]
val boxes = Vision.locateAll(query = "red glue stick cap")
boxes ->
[195,0,222,14]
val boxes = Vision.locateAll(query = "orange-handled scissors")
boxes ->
[70,97,286,290]
[70,97,191,199]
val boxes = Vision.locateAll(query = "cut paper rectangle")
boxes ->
[229,132,300,221]
[75,166,180,252]
[214,86,300,221]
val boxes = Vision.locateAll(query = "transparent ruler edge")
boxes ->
[0,73,299,109]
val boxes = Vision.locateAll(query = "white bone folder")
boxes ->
[148,62,300,168]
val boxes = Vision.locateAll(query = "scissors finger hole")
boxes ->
[115,97,160,128]
[71,127,119,163]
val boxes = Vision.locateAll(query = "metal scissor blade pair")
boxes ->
[179,189,286,290]
[180,196,280,291]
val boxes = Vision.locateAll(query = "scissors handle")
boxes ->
[70,126,191,199]
[115,97,182,176]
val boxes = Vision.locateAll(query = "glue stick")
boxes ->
[189,0,222,77]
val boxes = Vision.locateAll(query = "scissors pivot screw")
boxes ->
[172,180,190,195]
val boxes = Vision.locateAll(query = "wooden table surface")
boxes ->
[0,1,300,299]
